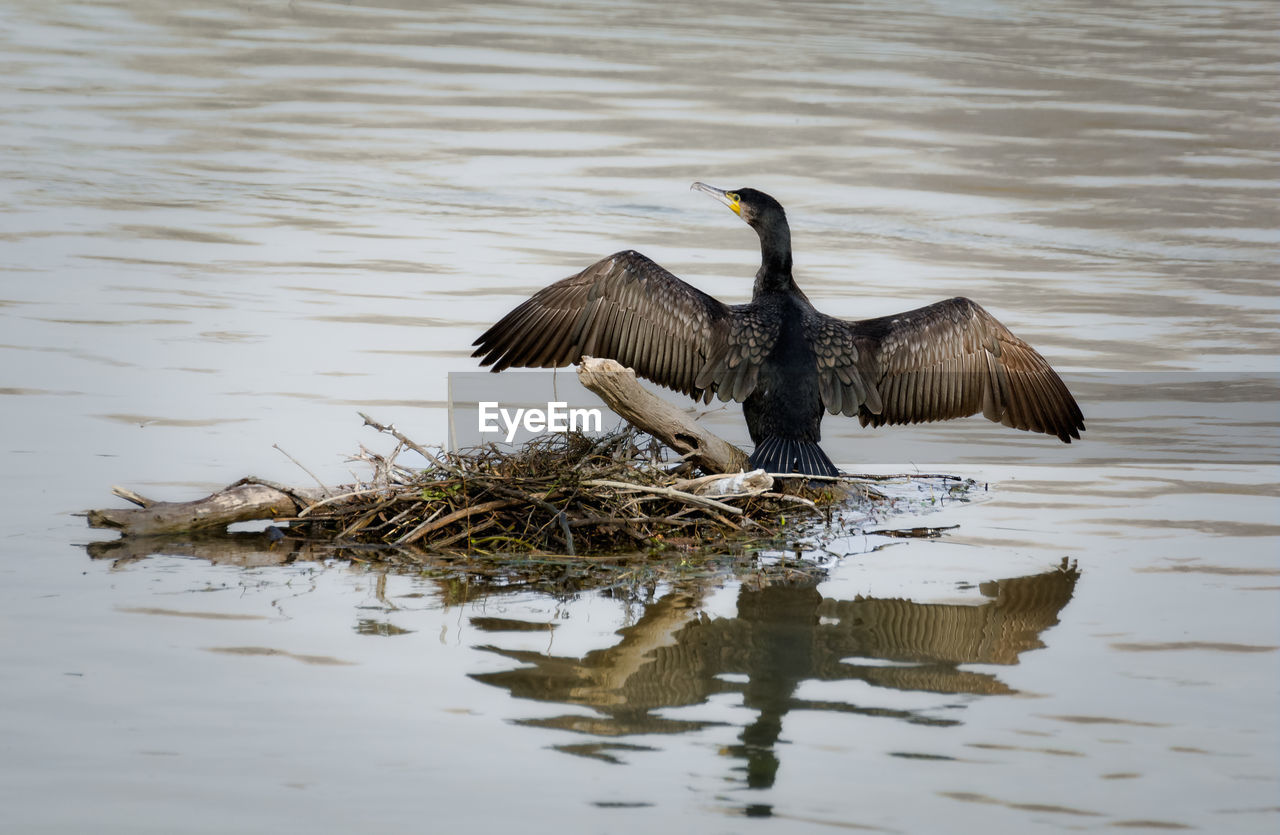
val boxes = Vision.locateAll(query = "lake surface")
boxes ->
[2,0,1277,832]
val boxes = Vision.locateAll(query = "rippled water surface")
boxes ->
[2,1,1278,832]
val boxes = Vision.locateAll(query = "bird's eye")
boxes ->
[728,192,740,203]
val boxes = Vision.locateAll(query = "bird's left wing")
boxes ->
[810,297,1084,441]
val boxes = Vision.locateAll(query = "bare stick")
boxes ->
[584,479,744,516]
[397,499,518,546]
[358,412,439,464]
[110,486,154,508]
[839,473,964,482]
[297,488,387,518]
[273,444,332,497]
[759,492,819,510]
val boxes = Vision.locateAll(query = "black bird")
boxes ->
[473,183,1084,476]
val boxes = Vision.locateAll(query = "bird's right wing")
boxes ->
[474,250,762,402]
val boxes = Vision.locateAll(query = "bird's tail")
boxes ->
[748,436,840,478]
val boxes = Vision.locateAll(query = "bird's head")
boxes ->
[691,182,787,234]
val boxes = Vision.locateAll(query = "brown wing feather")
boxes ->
[695,305,779,404]
[474,250,769,402]
[811,297,1084,442]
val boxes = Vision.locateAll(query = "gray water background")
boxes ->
[1,0,1277,832]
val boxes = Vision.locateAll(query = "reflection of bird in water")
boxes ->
[471,561,1081,788]
[474,183,1085,476]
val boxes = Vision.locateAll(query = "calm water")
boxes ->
[2,0,1278,832]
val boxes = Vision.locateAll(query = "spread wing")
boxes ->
[811,297,1084,441]
[472,250,774,403]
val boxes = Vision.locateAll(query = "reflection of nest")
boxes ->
[474,561,1080,731]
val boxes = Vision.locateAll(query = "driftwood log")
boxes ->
[576,356,750,474]
[84,479,329,538]
[85,357,751,538]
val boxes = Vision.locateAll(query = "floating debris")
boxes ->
[866,525,960,539]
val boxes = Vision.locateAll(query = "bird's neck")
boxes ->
[754,224,795,294]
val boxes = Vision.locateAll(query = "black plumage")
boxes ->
[473,183,1084,476]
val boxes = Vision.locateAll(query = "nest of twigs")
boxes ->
[286,424,852,557]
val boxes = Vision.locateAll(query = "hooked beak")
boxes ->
[691,181,741,217]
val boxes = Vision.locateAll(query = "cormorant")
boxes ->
[473,183,1084,476]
